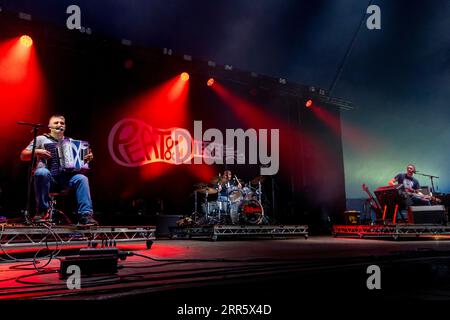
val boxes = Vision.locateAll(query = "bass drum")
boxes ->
[238,200,264,225]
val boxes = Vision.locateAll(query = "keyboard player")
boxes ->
[388,164,431,206]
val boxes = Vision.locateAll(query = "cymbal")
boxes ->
[195,187,218,195]
[251,176,266,184]
[194,182,208,188]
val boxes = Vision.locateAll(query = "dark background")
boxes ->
[0,0,447,198]
[1,0,448,229]
[0,11,345,231]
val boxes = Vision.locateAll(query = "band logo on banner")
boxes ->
[108,118,279,175]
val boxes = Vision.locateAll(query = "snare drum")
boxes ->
[228,187,243,203]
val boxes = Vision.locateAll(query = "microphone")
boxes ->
[49,126,65,131]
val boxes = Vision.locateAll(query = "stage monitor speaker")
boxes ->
[407,205,447,224]
[344,210,360,224]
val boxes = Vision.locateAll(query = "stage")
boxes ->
[169,224,308,240]
[2,235,450,305]
[333,224,450,240]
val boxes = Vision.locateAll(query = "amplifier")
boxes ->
[407,205,447,224]
[344,210,360,224]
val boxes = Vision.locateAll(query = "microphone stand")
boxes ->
[415,172,439,194]
[17,122,44,224]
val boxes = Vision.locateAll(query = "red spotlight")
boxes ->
[207,78,215,87]
[305,99,313,108]
[19,35,33,48]
[180,72,190,81]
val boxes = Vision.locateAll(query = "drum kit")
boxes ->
[192,175,266,225]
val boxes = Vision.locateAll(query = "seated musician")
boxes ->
[388,164,431,207]
[20,114,98,226]
[217,170,242,202]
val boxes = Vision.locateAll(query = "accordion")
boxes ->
[44,139,90,175]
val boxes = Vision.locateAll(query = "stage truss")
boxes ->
[170,224,308,241]
[333,224,450,240]
[0,225,156,250]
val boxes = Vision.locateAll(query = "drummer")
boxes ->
[217,170,242,202]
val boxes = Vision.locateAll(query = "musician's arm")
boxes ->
[21,137,51,161]
[388,178,397,186]
[20,149,32,161]
[20,148,51,161]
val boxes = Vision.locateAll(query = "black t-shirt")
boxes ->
[395,173,420,191]
[219,180,239,196]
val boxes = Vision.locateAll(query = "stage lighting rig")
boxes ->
[18,12,32,21]
[121,39,132,46]
[163,48,173,55]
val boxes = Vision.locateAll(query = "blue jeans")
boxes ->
[34,168,93,216]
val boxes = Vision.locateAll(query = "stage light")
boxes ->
[180,72,190,81]
[305,99,313,108]
[18,12,32,21]
[163,48,173,55]
[207,78,215,87]
[20,35,33,47]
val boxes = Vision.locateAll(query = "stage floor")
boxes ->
[2,236,450,305]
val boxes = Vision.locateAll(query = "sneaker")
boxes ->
[78,215,99,226]
[33,210,50,223]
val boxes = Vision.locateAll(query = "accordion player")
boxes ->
[44,138,90,176]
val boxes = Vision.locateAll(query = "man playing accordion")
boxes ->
[20,114,98,226]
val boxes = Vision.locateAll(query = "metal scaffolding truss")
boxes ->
[0,225,156,249]
[170,225,309,240]
[333,224,450,239]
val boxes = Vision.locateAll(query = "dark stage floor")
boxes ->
[2,236,450,310]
